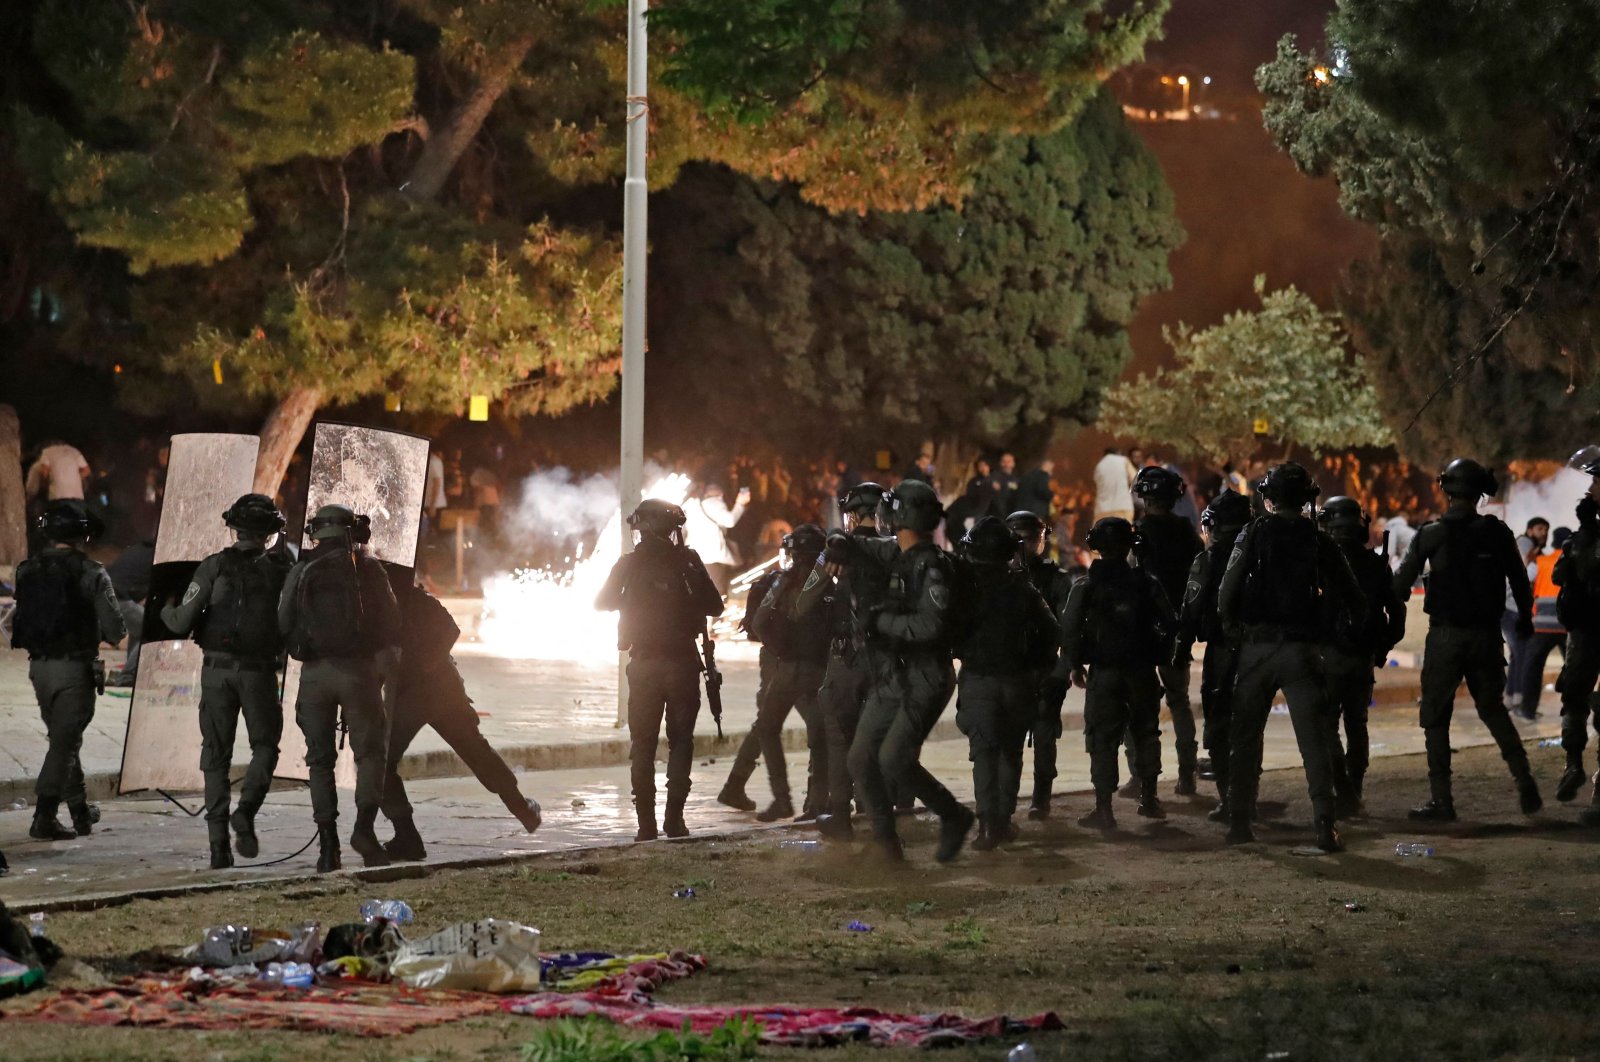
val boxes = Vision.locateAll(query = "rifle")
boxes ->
[701,624,724,739]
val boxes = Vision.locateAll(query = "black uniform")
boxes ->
[721,563,831,816]
[11,544,125,836]
[1060,558,1176,803]
[594,535,723,837]
[1219,515,1363,831]
[793,528,892,825]
[1134,511,1205,783]
[1392,512,1538,811]
[1175,535,1242,810]
[1325,540,1407,803]
[954,564,1059,832]
[161,541,293,856]
[1022,553,1075,811]
[1554,514,1600,786]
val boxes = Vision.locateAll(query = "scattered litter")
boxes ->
[779,840,822,851]
[258,961,315,988]
[28,913,46,938]
[360,900,414,925]
[391,919,543,992]
[1344,902,1364,913]
[1369,743,1389,751]
[673,888,697,900]
[1394,842,1434,858]
[571,799,586,808]
[1225,963,1242,975]
[1008,1043,1036,1062]
[8,800,26,810]
[1288,846,1333,857]
[1270,704,1290,715]
[846,921,873,933]
[22,869,37,875]
[1539,738,1563,748]
[1266,1052,1291,1060]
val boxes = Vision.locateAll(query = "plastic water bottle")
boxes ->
[359,900,414,925]
[1538,738,1563,749]
[28,912,45,938]
[1395,842,1434,858]
[281,962,314,988]
[201,925,253,964]
[1008,1044,1036,1062]
[779,840,822,851]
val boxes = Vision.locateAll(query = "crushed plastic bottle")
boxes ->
[8,799,27,810]
[259,961,315,988]
[1538,738,1563,748]
[28,912,46,938]
[673,887,697,900]
[846,920,873,933]
[201,925,255,965]
[360,900,415,925]
[778,840,822,851]
[1007,1043,1037,1062]
[1394,842,1434,858]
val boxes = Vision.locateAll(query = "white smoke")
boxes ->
[1496,467,1592,538]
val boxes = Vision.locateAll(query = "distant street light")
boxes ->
[1177,74,1190,112]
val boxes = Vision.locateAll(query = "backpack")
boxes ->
[1424,516,1510,628]
[617,546,703,651]
[1239,518,1323,628]
[195,549,290,659]
[1079,562,1167,667]
[10,552,98,656]
[287,548,368,661]
[741,570,784,646]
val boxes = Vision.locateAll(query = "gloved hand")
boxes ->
[1579,496,1600,530]
[1515,614,1535,640]
[1039,673,1069,706]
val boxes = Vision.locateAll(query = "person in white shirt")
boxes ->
[1092,447,1136,522]
[424,452,447,517]
[683,483,749,592]
[25,441,90,501]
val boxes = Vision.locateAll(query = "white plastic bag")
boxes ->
[390,919,542,992]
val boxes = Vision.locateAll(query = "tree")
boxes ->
[1099,277,1392,464]
[648,89,1181,461]
[1256,3,1600,459]
[4,0,1171,492]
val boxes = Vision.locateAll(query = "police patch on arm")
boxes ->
[181,582,201,605]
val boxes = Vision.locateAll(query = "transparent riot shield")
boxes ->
[277,423,429,786]
[118,434,260,794]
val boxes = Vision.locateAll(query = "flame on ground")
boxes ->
[477,474,692,663]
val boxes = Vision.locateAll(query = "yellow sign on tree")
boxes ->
[1252,417,1270,435]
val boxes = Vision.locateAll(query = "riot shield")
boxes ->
[277,423,429,786]
[118,434,260,794]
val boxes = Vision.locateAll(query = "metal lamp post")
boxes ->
[617,0,648,726]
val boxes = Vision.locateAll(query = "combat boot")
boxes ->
[663,805,690,839]
[384,816,427,861]
[1408,799,1457,822]
[230,807,259,859]
[869,830,905,863]
[935,806,976,863]
[1557,757,1587,802]
[1175,744,1199,796]
[994,817,1019,844]
[208,820,233,870]
[1225,811,1256,845]
[1026,787,1051,821]
[970,818,997,852]
[67,802,99,837]
[816,813,854,842]
[1314,816,1344,853]
[316,825,342,873]
[500,794,542,833]
[1077,796,1116,831]
[1579,784,1600,828]
[1349,769,1366,806]
[350,809,391,868]
[1516,774,1543,815]
[1116,777,1140,799]
[755,797,794,823]
[28,800,75,842]
[716,784,756,812]
[635,801,658,841]
[1137,776,1166,819]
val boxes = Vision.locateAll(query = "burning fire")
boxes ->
[477,474,693,663]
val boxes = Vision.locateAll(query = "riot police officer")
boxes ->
[1219,463,1362,852]
[717,524,831,821]
[826,479,976,861]
[1059,517,1176,829]
[278,504,402,872]
[956,517,1059,848]
[1392,459,1541,821]
[1005,510,1075,819]
[1555,446,1600,812]
[1174,489,1252,822]
[11,499,125,842]
[1317,496,1407,813]
[1133,466,1206,794]
[160,493,293,868]
[595,499,725,841]
[794,483,890,841]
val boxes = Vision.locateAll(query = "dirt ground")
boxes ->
[4,740,1598,1061]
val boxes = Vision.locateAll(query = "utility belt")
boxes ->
[26,650,97,663]
[1240,624,1321,645]
[204,655,278,672]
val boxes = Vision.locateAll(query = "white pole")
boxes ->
[618,0,648,726]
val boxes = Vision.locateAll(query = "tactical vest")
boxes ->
[956,568,1056,673]
[195,548,290,659]
[11,551,99,657]
[617,543,705,656]
[1423,515,1511,628]
[1079,561,1167,668]
[1136,512,1202,606]
[1237,518,1324,631]
[287,547,374,661]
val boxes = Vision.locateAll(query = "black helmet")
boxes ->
[963,515,1022,565]
[37,499,103,543]
[1201,489,1252,535]
[1258,462,1320,509]
[306,503,358,541]
[1318,495,1369,539]
[1437,457,1498,499]
[840,482,887,515]
[1569,446,1600,476]
[1087,516,1137,554]
[1133,466,1185,503]
[223,493,286,535]
[627,498,687,538]
[1005,510,1049,538]
[879,479,943,533]
[783,522,827,557]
